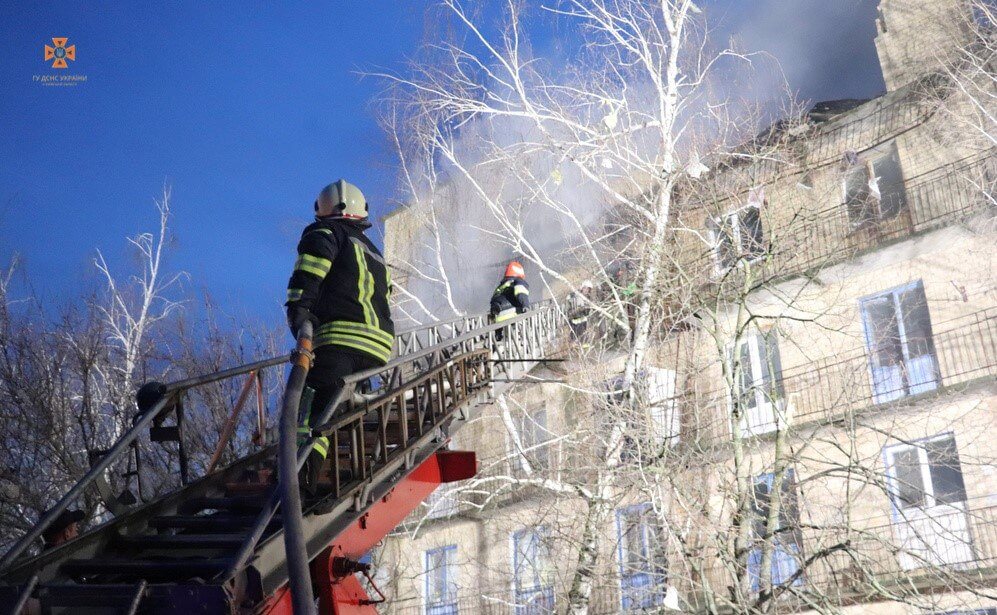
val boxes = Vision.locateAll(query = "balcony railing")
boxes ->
[680,152,995,291]
[736,74,945,189]
[685,497,997,612]
[675,307,997,446]
[379,583,623,615]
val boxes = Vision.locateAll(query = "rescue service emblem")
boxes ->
[44,38,76,69]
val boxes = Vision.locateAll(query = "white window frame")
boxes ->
[708,203,766,275]
[646,367,680,446]
[424,544,459,615]
[510,526,555,614]
[510,409,550,478]
[728,330,786,437]
[859,280,940,404]
[883,433,975,570]
[883,433,968,513]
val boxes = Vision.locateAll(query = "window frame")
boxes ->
[883,432,968,514]
[424,544,459,615]
[616,503,668,611]
[842,141,907,228]
[510,408,550,477]
[707,202,766,274]
[859,280,940,404]
[727,328,786,437]
[511,526,555,614]
[747,470,804,591]
[645,367,680,447]
[424,486,459,520]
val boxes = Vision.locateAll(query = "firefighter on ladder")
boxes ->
[490,261,530,341]
[285,179,394,495]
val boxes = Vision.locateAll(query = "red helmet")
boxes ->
[504,261,526,279]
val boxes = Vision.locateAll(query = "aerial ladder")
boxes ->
[0,304,559,614]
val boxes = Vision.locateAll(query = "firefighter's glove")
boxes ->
[287,306,317,338]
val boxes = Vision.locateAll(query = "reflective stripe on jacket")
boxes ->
[286,219,395,364]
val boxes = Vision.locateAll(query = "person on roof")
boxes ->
[285,179,394,495]
[490,261,530,341]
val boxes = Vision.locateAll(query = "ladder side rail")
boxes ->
[0,353,289,572]
[0,391,175,571]
[228,306,557,583]
[318,304,554,427]
[1,304,557,585]
[245,350,494,596]
[1,309,506,571]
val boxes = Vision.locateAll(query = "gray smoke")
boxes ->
[387,0,887,325]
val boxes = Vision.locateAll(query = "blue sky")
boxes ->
[0,1,884,325]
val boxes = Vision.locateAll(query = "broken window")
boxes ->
[843,142,908,227]
[708,204,766,272]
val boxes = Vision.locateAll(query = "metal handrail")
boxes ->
[222,304,558,581]
[0,302,558,575]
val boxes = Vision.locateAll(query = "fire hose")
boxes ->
[279,320,316,615]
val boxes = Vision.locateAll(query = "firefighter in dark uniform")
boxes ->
[490,261,530,340]
[285,179,394,494]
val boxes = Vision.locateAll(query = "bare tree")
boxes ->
[0,190,282,552]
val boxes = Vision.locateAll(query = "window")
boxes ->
[843,142,907,227]
[644,368,680,447]
[424,486,459,520]
[708,205,765,272]
[884,434,974,569]
[860,281,939,404]
[512,527,555,614]
[611,368,680,463]
[730,330,785,436]
[617,504,668,611]
[888,435,967,511]
[425,545,458,615]
[511,409,550,477]
[747,470,803,591]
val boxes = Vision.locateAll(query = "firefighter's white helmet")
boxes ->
[315,179,368,220]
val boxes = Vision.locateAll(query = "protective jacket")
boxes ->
[286,218,394,364]
[490,276,530,322]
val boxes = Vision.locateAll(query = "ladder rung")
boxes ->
[182,495,268,513]
[148,515,267,531]
[60,558,229,581]
[38,583,143,607]
[114,533,247,550]
[223,482,272,496]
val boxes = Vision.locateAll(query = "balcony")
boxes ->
[684,497,997,612]
[682,152,995,292]
[677,307,997,446]
[379,582,577,615]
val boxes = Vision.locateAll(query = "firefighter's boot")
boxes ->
[296,387,330,498]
